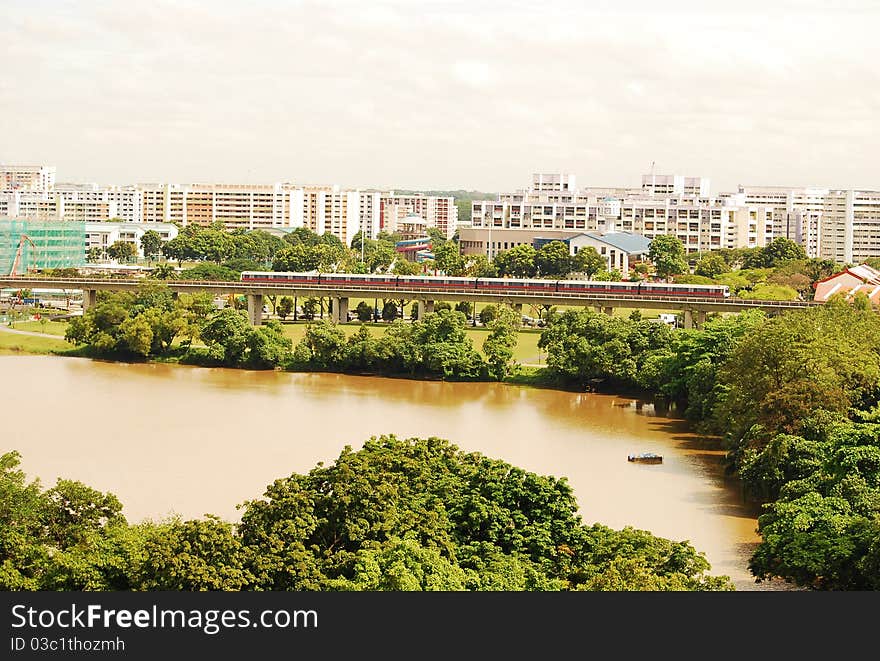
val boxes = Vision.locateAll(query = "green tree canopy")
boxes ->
[535,241,572,278]
[494,244,537,278]
[572,246,605,279]
[647,235,688,280]
[107,240,137,263]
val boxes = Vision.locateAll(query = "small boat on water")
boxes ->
[627,452,663,464]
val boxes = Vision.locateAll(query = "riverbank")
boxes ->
[0,321,646,400]
[0,353,769,589]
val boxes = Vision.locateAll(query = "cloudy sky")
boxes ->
[2,0,877,193]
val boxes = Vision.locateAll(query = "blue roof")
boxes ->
[576,231,651,254]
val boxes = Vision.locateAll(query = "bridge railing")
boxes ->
[0,275,821,308]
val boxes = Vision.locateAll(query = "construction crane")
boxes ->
[9,234,37,276]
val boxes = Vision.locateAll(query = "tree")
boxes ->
[538,309,674,391]
[139,231,163,264]
[277,297,294,320]
[426,227,447,247]
[273,244,318,272]
[367,245,395,273]
[283,227,322,247]
[292,320,346,370]
[432,242,466,276]
[312,243,343,272]
[300,298,319,320]
[180,263,239,281]
[494,244,537,278]
[756,238,808,269]
[717,304,880,449]
[189,229,235,263]
[107,240,137,263]
[802,258,837,287]
[465,254,498,278]
[479,304,499,325]
[151,263,177,280]
[236,435,732,591]
[247,320,292,369]
[483,306,520,380]
[381,301,399,322]
[694,254,727,279]
[392,259,422,276]
[647,235,688,280]
[535,241,572,278]
[572,246,605,279]
[199,308,253,366]
[344,324,380,371]
[86,246,104,263]
[355,301,373,322]
[161,236,190,266]
[119,315,154,356]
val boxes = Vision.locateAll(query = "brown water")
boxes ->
[0,355,779,590]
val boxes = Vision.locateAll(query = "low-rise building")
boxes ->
[813,263,880,304]
[85,221,178,260]
[532,231,650,277]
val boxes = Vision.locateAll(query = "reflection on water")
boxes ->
[1,355,786,590]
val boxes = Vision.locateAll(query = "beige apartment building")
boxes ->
[0,164,56,191]
[137,183,455,246]
[738,185,880,263]
[462,173,775,259]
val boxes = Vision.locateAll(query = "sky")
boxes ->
[2,0,878,194]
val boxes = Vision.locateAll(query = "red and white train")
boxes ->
[240,271,731,299]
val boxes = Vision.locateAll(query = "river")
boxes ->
[1,355,782,590]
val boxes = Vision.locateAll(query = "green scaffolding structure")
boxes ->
[0,219,86,275]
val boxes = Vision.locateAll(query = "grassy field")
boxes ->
[8,319,70,336]
[0,331,73,355]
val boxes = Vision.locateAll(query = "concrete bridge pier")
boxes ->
[602,306,614,316]
[82,289,97,312]
[683,310,707,330]
[511,303,522,314]
[247,294,264,325]
[333,297,349,323]
[417,299,435,319]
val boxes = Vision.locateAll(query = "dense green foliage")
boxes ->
[63,282,291,368]
[742,413,880,589]
[647,235,688,279]
[194,310,292,369]
[0,439,732,591]
[64,284,211,358]
[290,310,490,380]
[538,309,674,391]
[107,240,137,263]
[532,299,880,589]
[162,224,286,267]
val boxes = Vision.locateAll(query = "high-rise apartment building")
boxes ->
[0,164,56,191]
[738,185,880,263]
[461,173,773,259]
[379,193,457,239]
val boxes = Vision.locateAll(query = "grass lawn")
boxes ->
[8,319,70,336]
[0,331,74,355]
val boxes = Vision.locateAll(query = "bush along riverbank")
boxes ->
[0,436,733,591]
[53,282,880,589]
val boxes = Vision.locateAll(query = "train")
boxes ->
[240,271,731,299]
